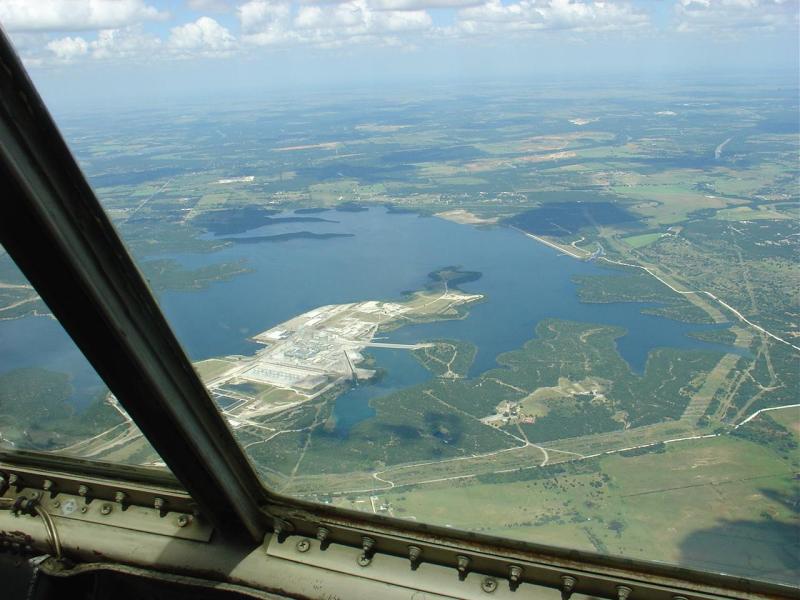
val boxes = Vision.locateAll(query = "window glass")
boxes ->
[0,249,163,466]
[4,1,798,586]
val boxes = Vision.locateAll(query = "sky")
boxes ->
[1,0,798,108]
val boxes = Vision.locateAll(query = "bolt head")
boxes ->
[481,577,498,593]
[114,491,127,503]
[154,497,165,510]
[78,485,89,497]
[296,539,311,553]
[42,479,53,491]
[616,585,633,600]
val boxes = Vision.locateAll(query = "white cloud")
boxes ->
[368,0,483,9]
[169,16,236,54]
[7,31,52,54]
[186,0,233,11]
[0,0,167,32]
[674,0,799,34]
[238,0,291,32]
[43,18,237,63]
[14,0,795,68]
[44,26,161,62]
[90,27,162,59]
[295,0,482,7]
[239,0,433,47]
[238,1,296,44]
[455,0,650,35]
[45,35,89,61]
[373,8,433,30]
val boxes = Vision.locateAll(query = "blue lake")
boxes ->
[0,207,736,427]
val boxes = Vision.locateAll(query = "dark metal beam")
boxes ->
[0,28,266,542]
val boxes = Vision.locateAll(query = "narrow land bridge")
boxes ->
[347,341,434,350]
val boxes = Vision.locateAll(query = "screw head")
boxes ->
[481,577,498,593]
[296,539,310,553]
[42,479,53,491]
[357,554,372,567]
[52,501,60,508]
[80,506,88,514]
[100,503,112,515]
[177,514,191,527]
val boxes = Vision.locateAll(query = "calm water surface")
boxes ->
[0,208,735,424]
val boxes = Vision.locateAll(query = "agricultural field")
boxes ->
[1,78,797,584]
[357,432,798,582]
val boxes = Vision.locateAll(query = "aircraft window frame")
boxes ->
[0,27,264,542]
[0,27,796,600]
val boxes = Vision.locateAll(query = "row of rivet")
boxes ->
[283,524,538,594]
[2,472,191,525]
[561,579,686,600]
[279,524,697,599]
